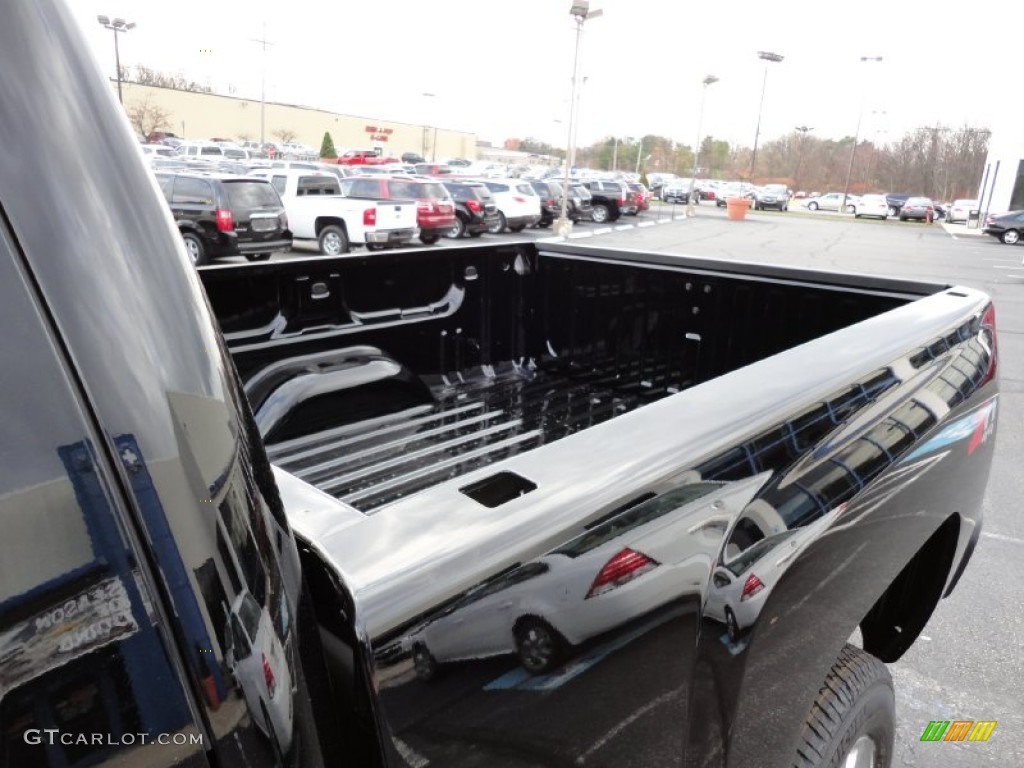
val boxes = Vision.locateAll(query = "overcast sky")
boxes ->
[71,0,1022,150]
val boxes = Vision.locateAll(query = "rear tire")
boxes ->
[446,215,466,239]
[419,233,441,245]
[514,618,565,675]
[412,644,438,682]
[317,225,350,255]
[488,212,507,234]
[1001,229,1020,245]
[245,253,272,262]
[590,204,609,223]
[181,232,208,266]
[808,202,819,211]
[509,224,527,233]
[793,644,894,768]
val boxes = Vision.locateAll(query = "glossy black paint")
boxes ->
[0,3,342,766]
[200,243,997,767]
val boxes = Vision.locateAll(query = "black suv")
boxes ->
[441,180,500,238]
[154,172,291,265]
[530,180,565,228]
[583,179,636,223]
[885,192,911,217]
[568,182,595,221]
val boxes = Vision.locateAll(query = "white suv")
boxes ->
[479,179,542,233]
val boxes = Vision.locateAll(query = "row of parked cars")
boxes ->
[144,149,667,264]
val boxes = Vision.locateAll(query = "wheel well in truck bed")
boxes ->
[859,512,960,662]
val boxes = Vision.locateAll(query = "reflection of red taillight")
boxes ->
[262,653,276,697]
[740,573,765,601]
[466,199,482,213]
[586,548,659,599]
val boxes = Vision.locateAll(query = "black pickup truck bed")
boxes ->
[203,244,907,514]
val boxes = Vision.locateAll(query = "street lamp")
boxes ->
[840,56,884,213]
[686,74,719,216]
[248,23,274,147]
[96,15,135,105]
[423,92,440,161]
[555,0,603,238]
[748,51,784,182]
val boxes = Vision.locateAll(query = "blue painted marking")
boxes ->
[718,632,749,657]
[484,605,687,692]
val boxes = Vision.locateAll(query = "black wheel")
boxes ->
[808,202,819,211]
[365,243,385,251]
[888,206,898,216]
[590,204,609,223]
[725,607,740,642]
[318,224,349,255]
[898,216,907,222]
[419,233,441,245]
[846,205,857,214]
[181,232,208,266]
[244,253,272,262]
[1001,229,1020,245]
[468,230,484,238]
[793,644,894,768]
[412,644,438,682]
[514,618,564,674]
[487,212,507,234]
[509,224,527,232]
[446,215,466,239]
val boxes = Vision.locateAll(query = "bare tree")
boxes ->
[125,96,172,139]
[273,128,297,144]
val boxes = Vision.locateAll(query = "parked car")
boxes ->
[661,179,693,204]
[342,175,456,244]
[854,194,889,220]
[140,144,175,158]
[530,180,565,227]
[337,148,395,166]
[402,152,426,164]
[479,179,542,233]
[153,171,292,265]
[898,197,937,222]
[583,179,635,222]
[568,182,595,221]
[715,182,757,207]
[442,180,501,238]
[174,141,231,160]
[753,184,789,211]
[627,182,651,212]
[414,163,454,176]
[885,192,911,217]
[803,192,860,213]
[947,199,979,225]
[982,210,1024,245]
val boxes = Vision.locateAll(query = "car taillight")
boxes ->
[466,199,482,213]
[215,209,234,232]
[262,653,276,697]
[740,573,765,601]
[618,196,624,206]
[513,196,527,203]
[548,198,555,207]
[363,208,376,226]
[586,548,659,599]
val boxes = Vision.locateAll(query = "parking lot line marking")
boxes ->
[981,531,1024,546]
[483,605,687,692]
[537,236,566,244]
[577,684,685,763]
[568,232,593,239]
[592,227,613,235]
[637,221,656,228]
[983,257,1017,261]
[991,265,1022,269]
[615,224,635,231]
[393,738,430,768]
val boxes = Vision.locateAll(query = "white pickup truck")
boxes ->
[251,169,418,254]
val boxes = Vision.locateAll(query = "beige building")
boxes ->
[118,82,477,161]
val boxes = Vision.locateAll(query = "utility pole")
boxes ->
[841,56,883,213]
[249,24,274,146]
[686,74,718,216]
[749,51,784,182]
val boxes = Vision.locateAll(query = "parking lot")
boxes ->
[216,203,1024,765]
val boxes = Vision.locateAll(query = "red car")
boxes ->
[343,175,456,244]
[627,182,651,213]
[337,149,396,166]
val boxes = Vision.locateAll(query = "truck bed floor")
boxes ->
[267,357,688,513]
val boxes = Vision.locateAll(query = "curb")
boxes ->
[537,215,686,244]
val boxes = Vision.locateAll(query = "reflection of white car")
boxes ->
[946,199,979,225]
[480,180,542,233]
[405,475,769,677]
[224,590,294,757]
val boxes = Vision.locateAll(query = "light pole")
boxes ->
[793,125,814,192]
[686,74,718,216]
[841,56,883,213]
[555,0,603,238]
[96,16,135,105]
[748,51,784,182]
[422,93,439,161]
[249,23,274,147]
